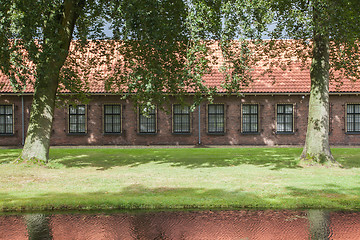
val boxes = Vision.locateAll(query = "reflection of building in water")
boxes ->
[1,211,360,240]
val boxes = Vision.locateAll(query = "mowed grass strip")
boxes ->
[0,147,359,212]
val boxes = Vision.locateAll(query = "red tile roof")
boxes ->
[0,42,359,94]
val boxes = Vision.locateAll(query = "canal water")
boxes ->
[0,210,359,239]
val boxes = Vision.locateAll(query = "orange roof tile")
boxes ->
[0,41,359,94]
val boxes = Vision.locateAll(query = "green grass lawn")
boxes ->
[0,147,360,212]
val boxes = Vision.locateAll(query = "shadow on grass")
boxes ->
[0,150,21,164]
[2,184,360,211]
[48,148,304,170]
[332,148,360,169]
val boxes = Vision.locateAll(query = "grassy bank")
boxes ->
[0,147,360,212]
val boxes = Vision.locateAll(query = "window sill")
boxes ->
[103,132,122,135]
[137,132,157,135]
[241,132,260,135]
[207,132,226,135]
[67,133,87,136]
[172,132,192,135]
[276,132,294,135]
[0,133,14,136]
[345,132,360,135]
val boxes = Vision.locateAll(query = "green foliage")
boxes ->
[0,0,276,110]
[13,156,47,166]
[266,0,360,82]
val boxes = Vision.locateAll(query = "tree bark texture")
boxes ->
[20,0,84,163]
[301,0,338,166]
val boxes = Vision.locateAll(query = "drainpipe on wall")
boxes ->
[198,104,201,145]
[21,94,25,146]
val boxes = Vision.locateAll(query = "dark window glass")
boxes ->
[139,107,156,133]
[69,105,86,133]
[104,105,121,133]
[0,105,13,134]
[242,104,258,133]
[173,105,190,133]
[277,104,293,133]
[347,104,360,132]
[208,104,224,133]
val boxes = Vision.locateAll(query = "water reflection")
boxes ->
[0,210,360,239]
[24,214,52,240]
[307,210,331,240]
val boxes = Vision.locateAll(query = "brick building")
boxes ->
[0,55,360,147]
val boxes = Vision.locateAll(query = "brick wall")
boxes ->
[0,94,359,146]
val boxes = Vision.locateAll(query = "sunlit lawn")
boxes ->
[0,147,359,212]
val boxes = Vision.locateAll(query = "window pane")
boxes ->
[251,105,258,113]
[5,106,12,114]
[285,105,293,113]
[6,124,12,133]
[355,105,360,114]
[113,124,121,133]
[242,104,258,133]
[277,105,284,113]
[278,123,284,132]
[285,115,292,124]
[6,115,12,125]
[355,122,360,132]
[69,124,76,132]
[173,105,180,114]
[105,115,112,124]
[208,105,216,114]
[105,123,112,132]
[140,122,147,132]
[217,115,223,124]
[78,124,85,133]
[243,115,249,124]
[69,106,77,114]
[78,115,85,124]
[243,105,250,114]
[78,105,85,114]
[139,112,156,133]
[69,105,86,133]
[69,115,77,124]
[113,116,120,124]
[285,123,292,132]
[113,105,121,114]
[104,105,112,114]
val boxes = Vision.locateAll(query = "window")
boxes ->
[173,104,190,133]
[104,105,121,133]
[242,104,258,133]
[208,104,225,133]
[276,104,293,133]
[346,104,360,132]
[69,105,86,133]
[139,106,156,133]
[0,105,13,134]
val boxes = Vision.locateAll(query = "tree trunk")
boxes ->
[19,0,84,164]
[20,69,60,163]
[300,0,339,166]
